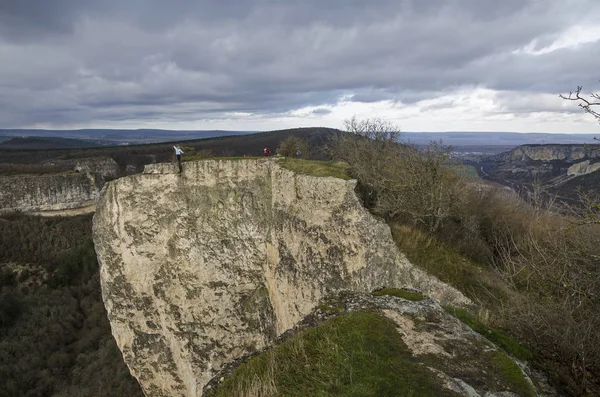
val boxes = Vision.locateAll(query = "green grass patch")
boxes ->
[373,288,424,301]
[444,306,533,363]
[317,303,342,314]
[490,350,536,397]
[182,156,263,162]
[277,158,351,180]
[213,311,455,397]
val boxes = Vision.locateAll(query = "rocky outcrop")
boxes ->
[206,291,536,397]
[0,156,119,214]
[505,145,599,162]
[43,156,119,179]
[0,172,101,213]
[480,144,600,203]
[567,160,600,176]
[93,159,470,397]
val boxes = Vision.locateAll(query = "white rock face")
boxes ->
[509,145,591,162]
[567,160,600,176]
[43,156,119,179]
[0,172,100,213]
[93,159,470,397]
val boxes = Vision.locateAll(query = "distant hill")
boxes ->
[401,131,598,146]
[0,129,596,148]
[0,136,115,149]
[0,127,339,175]
[0,129,254,146]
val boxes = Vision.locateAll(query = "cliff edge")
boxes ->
[92,159,470,396]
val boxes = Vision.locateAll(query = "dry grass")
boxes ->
[277,158,351,180]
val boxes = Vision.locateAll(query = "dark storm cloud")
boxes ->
[0,0,598,126]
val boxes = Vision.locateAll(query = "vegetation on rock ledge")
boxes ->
[212,311,453,397]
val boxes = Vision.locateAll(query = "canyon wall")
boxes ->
[0,172,101,213]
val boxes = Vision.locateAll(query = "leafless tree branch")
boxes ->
[559,84,600,121]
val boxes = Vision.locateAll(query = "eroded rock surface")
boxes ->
[505,145,599,162]
[0,172,101,213]
[93,159,469,397]
[43,156,119,179]
[0,156,118,214]
[567,160,600,176]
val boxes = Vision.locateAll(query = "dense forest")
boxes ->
[0,213,143,397]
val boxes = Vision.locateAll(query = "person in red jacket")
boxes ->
[263,146,270,156]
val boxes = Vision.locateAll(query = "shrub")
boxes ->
[50,239,98,286]
[0,292,23,328]
[277,135,309,158]
[333,117,468,233]
[0,268,17,288]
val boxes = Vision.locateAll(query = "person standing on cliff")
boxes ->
[173,145,184,173]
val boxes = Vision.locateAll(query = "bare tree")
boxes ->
[332,117,466,233]
[559,84,600,122]
[277,135,309,158]
[343,116,401,142]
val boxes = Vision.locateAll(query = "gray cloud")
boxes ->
[310,108,332,115]
[0,0,599,127]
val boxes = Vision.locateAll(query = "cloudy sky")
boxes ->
[1,0,599,133]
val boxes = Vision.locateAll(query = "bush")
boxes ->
[50,239,98,287]
[0,268,17,288]
[0,292,23,328]
[333,117,468,233]
[277,135,309,158]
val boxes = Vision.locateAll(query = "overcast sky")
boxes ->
[0,0,599,132]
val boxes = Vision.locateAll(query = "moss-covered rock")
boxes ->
[207,292,536,397]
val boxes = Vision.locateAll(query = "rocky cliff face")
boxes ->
[480,144,600,203]
[0,172,101,213]
[0,156,119,214]
[93,159,469,397]
[505,145,599,162]
[567,160,600,176]
[43,156,119,179]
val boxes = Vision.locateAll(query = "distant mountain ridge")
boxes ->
[0,136,115,149]
[0,129,597,148]
[400,131,598,146]
[0,129,254,146]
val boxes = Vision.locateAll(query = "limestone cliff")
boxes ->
[0,156,119,214]
[93,159,470,397]
[567,160,600,176]
[480,144,600,203]
[43,156,119,179]
[0,172,101,214]
[505,144,599,162]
